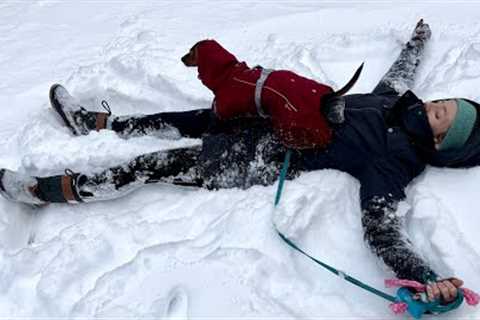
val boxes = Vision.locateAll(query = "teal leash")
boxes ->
[274,149,291,207]
[273,149,398,303]
[273,150,466,318]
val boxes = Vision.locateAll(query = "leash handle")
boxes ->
[395,287,464,319]
[388,278,477,318]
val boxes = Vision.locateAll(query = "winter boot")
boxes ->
[0,168,85,205]
[49,84,112,135]
[0,169,46,205]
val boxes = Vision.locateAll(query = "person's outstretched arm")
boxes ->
[372,19,431,96]
[362,195,437,282]
[359,165,463,302]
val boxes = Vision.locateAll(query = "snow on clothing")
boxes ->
[195,39,334,149]
[79,114,294,196]
[19,26,476,284]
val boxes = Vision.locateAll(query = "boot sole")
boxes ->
[49,84,80,135]
[0,169,5,193]
[0,168,13,201]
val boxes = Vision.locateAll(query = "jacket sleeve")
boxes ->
[359,164,438,283]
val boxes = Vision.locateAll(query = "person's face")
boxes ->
[424,99,458,149]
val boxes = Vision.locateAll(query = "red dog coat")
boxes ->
[196,40,338,149]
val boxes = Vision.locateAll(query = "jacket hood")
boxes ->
[196,40,240,91]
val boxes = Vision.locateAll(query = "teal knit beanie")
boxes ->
[439,99,477,151]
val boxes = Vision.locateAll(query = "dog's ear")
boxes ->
[181,42,200,67]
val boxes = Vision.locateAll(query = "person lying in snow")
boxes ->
[0,20,474,303]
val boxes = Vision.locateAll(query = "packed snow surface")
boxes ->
[0,1,480,318]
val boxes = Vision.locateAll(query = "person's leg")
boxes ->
[50,84,217,139]
[109,109,217,139]
[372,19,432,96]
[76,146,204,202]
[0,125,302,205]
[0,146,204,205]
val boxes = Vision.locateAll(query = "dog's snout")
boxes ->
[181,52,196,67]
[181,45,198,67]
[181,53,189,65]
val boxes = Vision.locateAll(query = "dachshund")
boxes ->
[179,39,362,149]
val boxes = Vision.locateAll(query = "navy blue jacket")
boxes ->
[302,93,424,203]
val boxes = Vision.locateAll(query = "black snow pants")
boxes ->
[74,113,293,202]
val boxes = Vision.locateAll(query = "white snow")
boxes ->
[0,1,480,318]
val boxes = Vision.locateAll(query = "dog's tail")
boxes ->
[331,63,364,97]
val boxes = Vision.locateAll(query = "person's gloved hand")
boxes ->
[423,278,464,303]
[411,19,432,43]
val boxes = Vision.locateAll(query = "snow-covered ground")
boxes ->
[0,1,480,318]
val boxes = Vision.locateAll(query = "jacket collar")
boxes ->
[388,90,435,151]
